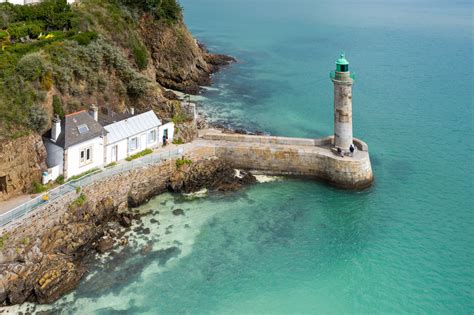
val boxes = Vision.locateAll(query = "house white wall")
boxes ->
[159,122,175,144]
[65,136,104,179]
[104,127,163,163]
[104,139,127,165]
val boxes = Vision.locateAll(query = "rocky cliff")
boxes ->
[0,134,47,201]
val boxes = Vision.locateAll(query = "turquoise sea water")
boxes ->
[19,0,473,314]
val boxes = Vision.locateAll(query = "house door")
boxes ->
[111,145,118,162]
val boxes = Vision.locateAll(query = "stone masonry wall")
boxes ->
[200,131,373,189]
[0,145,216,245]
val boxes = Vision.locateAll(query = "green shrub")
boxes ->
[52,95,65,118]
[70,193,86,208]
[126,75,150,97]
[71,31,98,46]
[131,39,148,70]
[7,21,45,40]
[172,138,184,145]
[105,162,117,168]
[0,31,8,41]
[16,52,50,81]
[172,113,188,124]
[55,174,65,185]
[32,180,49,193]
[75,186,81,194]
[156,0,182,22]
[21,237,30,246]
[0,233,10,251]
[126,148,153,161]
[68,168,101,182]
[120,0,182,22]
[176,157,192,169]
[27,105,48,133]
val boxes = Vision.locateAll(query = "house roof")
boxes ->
[55,111,106,149]
[104,110,162,144]
[98,109,134,126]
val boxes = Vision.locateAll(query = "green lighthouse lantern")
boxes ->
[336,53,349,72]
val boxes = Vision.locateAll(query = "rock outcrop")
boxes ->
[170,158,256,193]
[140,16,235,94]
[0,134,47,201]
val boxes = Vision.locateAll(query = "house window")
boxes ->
[129,137,139,152]
[163,129,168,139]
[148,130,157,144]
[0,176,7,194]
[80,146,93,165]
[77,124,89,134]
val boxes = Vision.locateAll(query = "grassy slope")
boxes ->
[0,0,181,139]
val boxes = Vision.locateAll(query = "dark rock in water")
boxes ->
[204,53,236,66]
[156,247,180,266]
[141,244,153,255]
[169,159,257,194]
[172,209,185,216]
[184,224,190,228]
[150,218,160,224]
[119,214,132,228]
[234,129,248,134]
[97,237,114,254]
[142,228,151,235]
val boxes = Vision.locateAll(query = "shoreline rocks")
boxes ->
[0,158,255,307]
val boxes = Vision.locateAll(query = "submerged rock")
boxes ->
[172,209,185,216]
[119,214,133,228]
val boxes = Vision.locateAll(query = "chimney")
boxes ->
[89,105,98,121]
[130,107,135,115]
[51,115,61,142]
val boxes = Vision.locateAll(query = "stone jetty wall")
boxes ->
[200,131,373,189]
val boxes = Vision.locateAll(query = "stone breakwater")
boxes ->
[0,148,255,306]
[199,130,374,189]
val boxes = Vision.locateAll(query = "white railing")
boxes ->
[0,148,184,227]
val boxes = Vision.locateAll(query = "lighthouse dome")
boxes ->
[336,53,349,72]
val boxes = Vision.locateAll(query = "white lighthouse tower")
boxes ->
[331,53,354,152]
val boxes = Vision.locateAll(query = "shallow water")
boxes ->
[11,0,473,313]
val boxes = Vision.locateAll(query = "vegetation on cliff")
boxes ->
[0,0,226,140]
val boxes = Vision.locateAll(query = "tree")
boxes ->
[52,95,65,118]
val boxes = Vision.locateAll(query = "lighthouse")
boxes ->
[331,53,354,152]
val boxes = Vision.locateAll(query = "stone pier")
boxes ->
[198,129,373,189]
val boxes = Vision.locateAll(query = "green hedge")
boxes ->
[126,148,153,161]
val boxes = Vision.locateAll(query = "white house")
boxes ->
[43,106,174,181]
[100,109,174,165]
[43,109,106,181]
